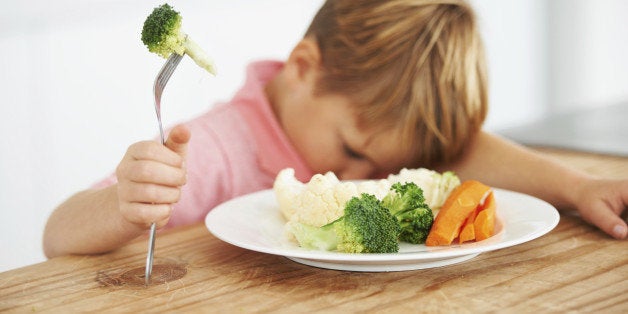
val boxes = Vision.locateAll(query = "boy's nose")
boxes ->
[337,161,376,180]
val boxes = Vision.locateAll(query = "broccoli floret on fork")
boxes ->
[141,3,216,75]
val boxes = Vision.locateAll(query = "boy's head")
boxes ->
[304,0,488,168]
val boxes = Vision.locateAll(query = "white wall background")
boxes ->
[1,0,627,272]
[547,0,628,111]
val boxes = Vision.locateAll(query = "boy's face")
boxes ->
[280,92,412,180]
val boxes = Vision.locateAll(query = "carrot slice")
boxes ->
[474,191,496,241]
[459,204,480,243]
[425,180,491,246]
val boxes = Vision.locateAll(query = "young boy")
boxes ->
[43,0,627,258]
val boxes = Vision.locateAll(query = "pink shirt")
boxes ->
[94,60,314,227]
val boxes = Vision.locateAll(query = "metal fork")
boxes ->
[145,52,184,286]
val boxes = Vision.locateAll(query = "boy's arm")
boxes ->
[443,131,587,208]
[442,130,627,239]
[43,185,145,258]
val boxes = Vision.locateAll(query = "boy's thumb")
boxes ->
[165,124,191,157]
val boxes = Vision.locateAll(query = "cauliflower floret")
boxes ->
[334,181,360,207]
[357,179,391,200]
[290,172,359,227]
[274,168,361,227]
[273,168,305,220]
[388,168,460,210]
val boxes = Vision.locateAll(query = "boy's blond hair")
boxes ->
[306,0,488,167]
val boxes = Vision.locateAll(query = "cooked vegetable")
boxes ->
[425,180,491,246]
[287,193,401,253]
[274,168,462,251]
[388,168,460,210]
[458,205,479,243]
[274,168,390,227]
[381,182,433,244]
[474,191,496,241]
[141,3,216,75]
[274,167,458,227]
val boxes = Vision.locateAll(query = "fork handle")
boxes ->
[145,223,157,285]
[146,109,164,285]
[156,112,166,145]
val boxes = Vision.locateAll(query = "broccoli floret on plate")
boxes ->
[288,193,401,253]
[382,182,434,244]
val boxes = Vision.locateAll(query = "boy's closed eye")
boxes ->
[343,143,364,160]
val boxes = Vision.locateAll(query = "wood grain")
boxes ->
[1,148,626,313]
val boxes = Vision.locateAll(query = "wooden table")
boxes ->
[1,148,627,313]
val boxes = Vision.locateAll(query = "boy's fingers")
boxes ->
[601,181,628,239]
[118,182,181,204]
[119,202,173,228]
[166,124,191,157]
[606,218,627,240]
[126,141,183,167]
[584,203,627,240]
[123,160,187,186]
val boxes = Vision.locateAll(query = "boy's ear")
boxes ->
[285,37,321,85]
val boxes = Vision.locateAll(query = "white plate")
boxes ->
[205,188,559,272]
